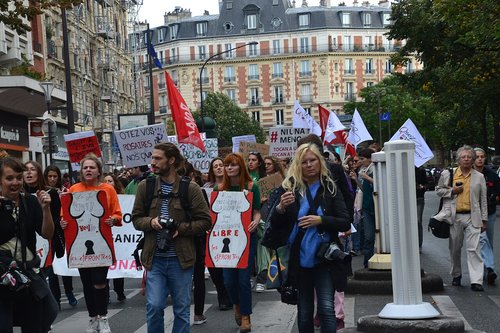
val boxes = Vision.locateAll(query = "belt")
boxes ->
[456,211,471,214]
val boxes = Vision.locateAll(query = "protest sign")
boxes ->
[179,138,218,173]
[61,191,115,268]
[114,123,168,168]
[239,141,270,157]
[54,194,143,278]
[258,173,284,202]
[206,191,253,268]
[268,126,310,158]
[232,135,256,153]
[390,119,434,167]
[64,131,101,163]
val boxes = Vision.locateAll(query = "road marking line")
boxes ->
[49,309,122,333]
[250,301,297,332]
[432,295,472,330]
[344,296,355,328]
[134,304,212,333]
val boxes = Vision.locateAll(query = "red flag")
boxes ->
[333,130,356,157]
[318,104,330,141]
[165,72,206,152]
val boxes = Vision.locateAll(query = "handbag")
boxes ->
[428,168,453,239]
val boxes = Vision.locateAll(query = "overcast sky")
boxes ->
[136,0,375,28]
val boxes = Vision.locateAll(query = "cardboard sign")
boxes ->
[258,173,284,202]
[268,126,310,158]
[64,131,101,163]
[61,191,115,268]
[114,123,169,168]
[238,141,270,157]
[232,135,256,153]
[206,191,253,269]
[179,138,218,173]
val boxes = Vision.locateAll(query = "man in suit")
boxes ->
[436,145,488,291]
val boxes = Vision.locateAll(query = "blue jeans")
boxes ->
[223,234,256,315]
[480,213,496,271]
[146,256,194,333]
[363,210,376,268]
[297,264,336,333]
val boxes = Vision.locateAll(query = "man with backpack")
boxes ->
[132,143,211,333]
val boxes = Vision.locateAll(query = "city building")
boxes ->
[133,0,420,136]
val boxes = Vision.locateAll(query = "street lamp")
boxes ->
[40,81,55,165]
[199,41,259,133]
[370,88,386,144]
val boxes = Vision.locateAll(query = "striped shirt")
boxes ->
[155,181,177,257]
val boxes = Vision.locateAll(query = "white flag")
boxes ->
[347,109,373,148]
[325,111,346,142]
[293,101,322,136]
[390,119,434,167]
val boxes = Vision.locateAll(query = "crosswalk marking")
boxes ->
[251,301,297,332]
[134,304,212,333]
[344,296,355,328]
[51,309,122,333]
[432,295,472,330]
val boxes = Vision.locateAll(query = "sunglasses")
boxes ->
[248,151,261,156]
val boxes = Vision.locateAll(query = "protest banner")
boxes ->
[268,126,310,158]
[54,194,143,278]
[61,191,115,269]
[64,131,101,163]
[239,141,270,157]
[232,134,256,153]
[258,173,284,202]
[206,191,253,269]
[179,138,218,173]
[114,123,168,168]
[390,119,434,167]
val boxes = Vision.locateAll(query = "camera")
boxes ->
[0,198,15,214]
[455,182,463,186]
[157,217,179,251]
[323,242,348,261]
[279,285,298,305]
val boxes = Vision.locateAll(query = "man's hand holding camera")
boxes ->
[150,216,178,239]
[452,181,464,195]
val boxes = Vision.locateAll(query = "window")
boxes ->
[201,91,208,102]
[345,58,353,74]
[385,59,393,73]
[365,58,374,74]
[158,29,165,42]
[247,14,257,29]
[273,62,283,78]
[224,43,234,58]
[226,89,236,102]
[248,64,259,80]
[249,42,258,56]
[342,13,351,27]
[225,66,235,82]
[272,40,281,54]
[196,22,207,36]
[159,95,167,114]
[170,48,178,63]
[301,84,311,102]
[343,36,352,51]
[198,45,206,60]
[300,37,309,53]
[250,88,259,105]
[252,111,260,122]
[363,13,371,27]
[383,13,391,26]
[275,109,284,125]
[367,82,374,87]
[345,82,354,101]
[171,69,179,85]
[200,68,209,83]
[364,36,373,50]
[300,60,311,77]
[274,86,284,103]
[169,24,179,40]
[299,14,310,28]
[158,73,166,90]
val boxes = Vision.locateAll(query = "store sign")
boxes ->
[0,113,28,147]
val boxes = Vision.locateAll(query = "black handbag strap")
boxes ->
[438,168,455,211]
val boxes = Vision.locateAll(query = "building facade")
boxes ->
[133,0,419,135]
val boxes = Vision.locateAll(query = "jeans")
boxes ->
[146,256,194,333]
[486,211,496,248]
[223,234,257,315]
[417,197,425,248]
[480,213,496,270]
[362,211,376,268]
[351,210,362,251]
[297,264,336,333]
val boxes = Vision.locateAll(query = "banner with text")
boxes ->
[258,173,284,202]
[64,131,101,164]
[268,126,310,159]
[238,141,270,157]
[179,138,218,173]
[114,123,168,168]
[232,135,256,153]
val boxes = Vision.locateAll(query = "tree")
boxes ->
[0,0,82,35]
[387,0,500,154]
[196,92,266,146]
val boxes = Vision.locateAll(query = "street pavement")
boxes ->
[22,191,500,333]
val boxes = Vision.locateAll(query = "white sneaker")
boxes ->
[255,283,265,293]
[99,316,112,333]
[85,317,98,333]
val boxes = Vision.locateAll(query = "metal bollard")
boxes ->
[378,140,439,319]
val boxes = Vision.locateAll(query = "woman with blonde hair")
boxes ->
[269,143,350,332]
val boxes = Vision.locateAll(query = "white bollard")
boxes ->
[378,140,439,319]
[372,151,390,253]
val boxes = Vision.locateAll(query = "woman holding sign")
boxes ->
[270,143,350,333]
[61,154,122,333]
[215,153,261,333]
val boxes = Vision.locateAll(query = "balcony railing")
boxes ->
[365,69,375,74]
[224,76,236,83]
[159,106,167,114]
[300,95,312,103]
[248,75,259,81]
[158,82,166,90]
[273,96,284,104]
[197,77,209,84]
[344,69,355,75]
[344,93,356,101]
[272,73,284,79]
[299,71,311,77]
[249,98,260,106]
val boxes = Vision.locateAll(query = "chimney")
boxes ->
[320,0,331,6]
[353,0,359,6]
[379,0,390,7]
[362,1,370,7]
[302,0,308,6]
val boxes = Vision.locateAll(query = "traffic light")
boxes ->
[42,135,59,154]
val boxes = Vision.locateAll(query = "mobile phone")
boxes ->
[455,182,463,186]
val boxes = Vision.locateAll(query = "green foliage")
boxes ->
[10,55,44,80]
[196,92,266,146]
[0,0,83,35]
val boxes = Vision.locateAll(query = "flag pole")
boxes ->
[147,23,155,125]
